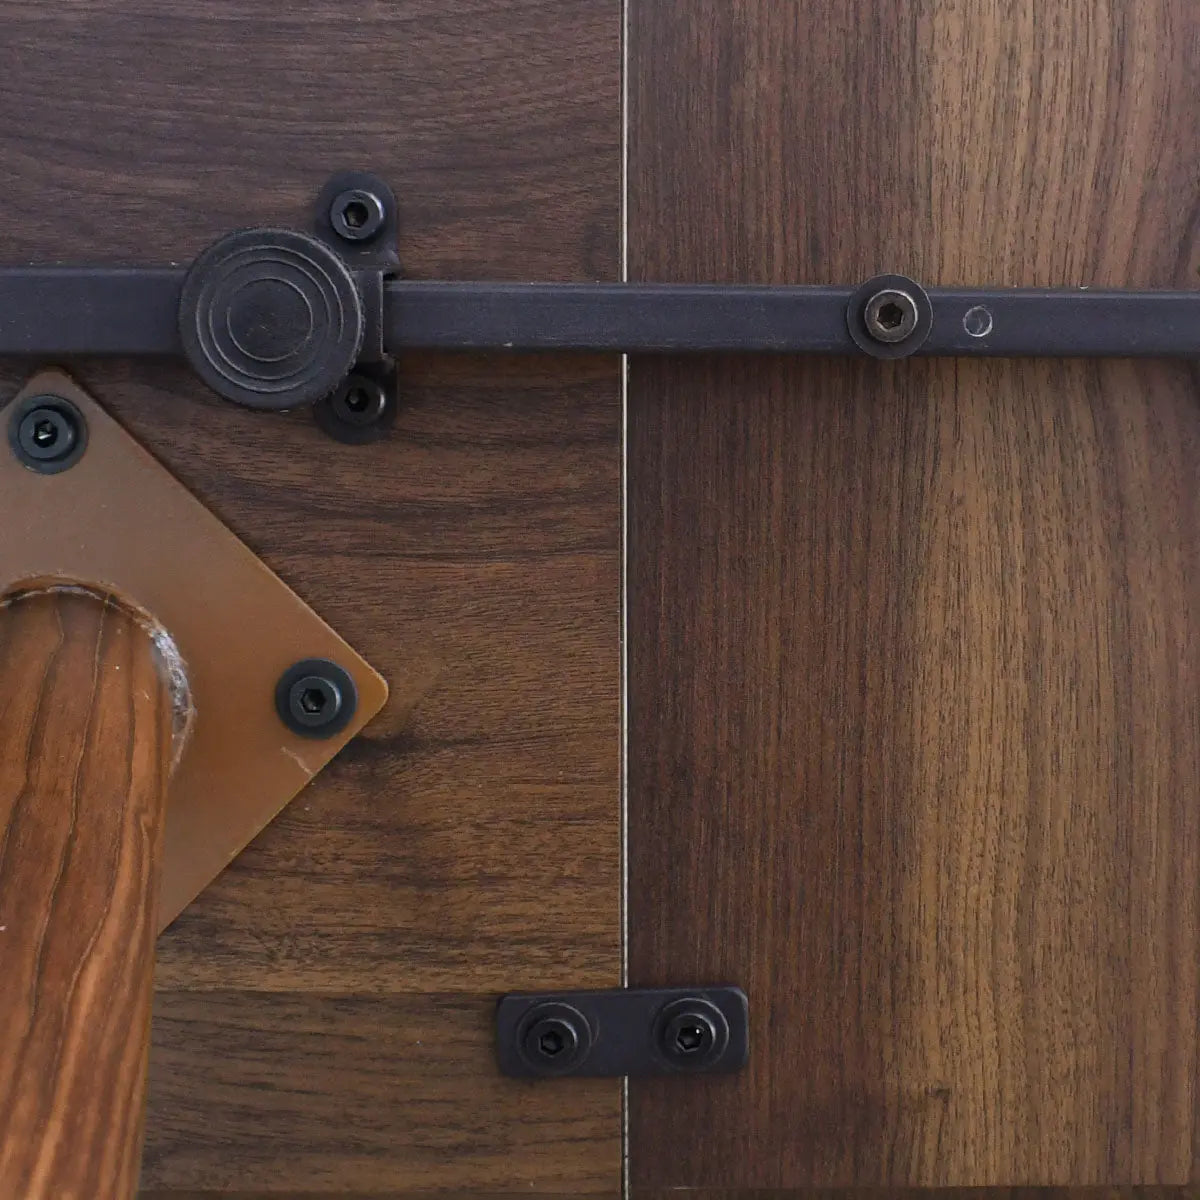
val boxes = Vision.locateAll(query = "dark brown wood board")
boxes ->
[628,1193,1200,1200]
[627,0,1200,1190]
[0,0,622,1193]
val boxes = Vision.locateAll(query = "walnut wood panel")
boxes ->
[140,1192,1200,1200]
[628,0,1200,1190]
[144,990,617,1193]
[630,1193,1200,1200]
[0,591,175,1199]
[0,1,622,1193]
[141,1194,607,1199]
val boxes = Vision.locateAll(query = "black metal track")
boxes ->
[385,282,857,353]
[0,268,184,356]
[2,268,1200,361]
[384,280,1200,358]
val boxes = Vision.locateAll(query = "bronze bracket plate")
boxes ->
[0,370,388,928]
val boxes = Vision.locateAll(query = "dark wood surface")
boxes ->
[139,1192,1200,1200]
[140,1191,1200,1199]
[629,1193,1200,1200]
[627,0,1200,1190]
[0,591,175,1198]
[5,0,1200,1193]
[0,1,622,1193]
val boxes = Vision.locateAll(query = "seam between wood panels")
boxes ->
[619,0,631,1195]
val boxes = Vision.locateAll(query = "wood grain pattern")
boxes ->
[139,1194,607,1199]
[630,1193,1200,1200]
[140,1192,1200,1200]
[0,591,175,1199]
[628,0,1200,1189]
[140,1193,609,1199]
[145,990,617,1193]
[0,1,622,1193]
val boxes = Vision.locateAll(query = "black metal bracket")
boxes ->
[496,986,749,1078]
[0,171,404,442]
[3,169,1200,435]
[179,170,401,442]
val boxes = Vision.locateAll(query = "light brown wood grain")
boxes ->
[628,0,1200,1189]
[140,1192,612,1200]
[0,0,622,1192]
[0,590,176,1199]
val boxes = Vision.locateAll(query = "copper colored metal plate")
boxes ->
[0,371,388,929]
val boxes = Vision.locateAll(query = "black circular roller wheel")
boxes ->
[178,228,364,410]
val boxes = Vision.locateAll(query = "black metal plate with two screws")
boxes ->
[177,170,401,444]
[496,986,748,1078]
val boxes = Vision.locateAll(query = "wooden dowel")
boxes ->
[0,589,182,1199]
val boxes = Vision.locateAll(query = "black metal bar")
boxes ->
[2,267,1200,365]
[385,280,1200,358]
[0,268,185,357]
[385,281,858,353]
[928,289,1200,357]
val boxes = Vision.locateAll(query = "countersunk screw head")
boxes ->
[275,659,359,739]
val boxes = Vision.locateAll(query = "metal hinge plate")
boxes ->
[496,986,749,1079]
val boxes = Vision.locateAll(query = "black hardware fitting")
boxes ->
[174,171,401,436]
[276,658,359,739]
[7,393,87,475]
[0,172,401,441]
[313,365,397,446]
[848,274,933,358]
[3,170,1200,425]
[496,986,748,1078]
[178,227,366,411]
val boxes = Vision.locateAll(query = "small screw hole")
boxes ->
[963,305,994,338]
[877,302,905,330]
[345,387,371,414]
[675,1023,707,1053]
[299,687,328,715]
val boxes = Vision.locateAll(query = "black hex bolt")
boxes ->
[329,188,387,243]
[8,395,87,474]
[846,274,932,360]
[332,374,388,426]
[516,1003,592,1075]
[314,371,396,446]
[654,997,730,1070]
[863,288,919,344]
[275,658,359,739]
[525,1017,577,1062]
[665,1010,716,1059]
